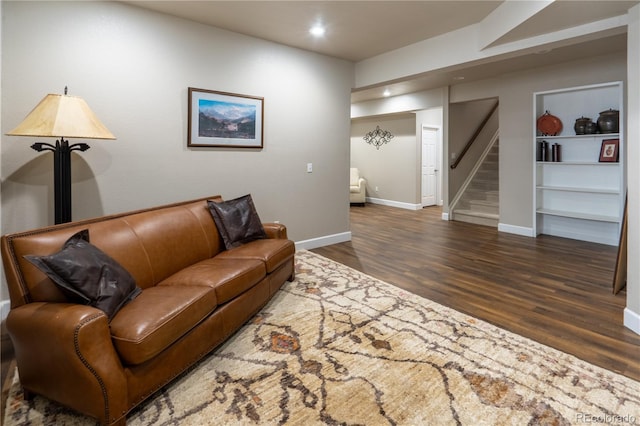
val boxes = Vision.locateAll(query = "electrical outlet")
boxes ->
[307,163,313,173]
[375,186,379,192]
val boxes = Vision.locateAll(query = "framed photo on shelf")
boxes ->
[599,139,619,162]
[188,87,264,148]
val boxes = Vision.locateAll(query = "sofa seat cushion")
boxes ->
[216,238,295,273]
[110,285,217,365]
[159,257,265,305]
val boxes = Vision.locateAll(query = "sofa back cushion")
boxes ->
[1,196,224,308]
[122,205,217,285]
[350,168,360,186]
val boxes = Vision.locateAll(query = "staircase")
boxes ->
[452,141,499,227]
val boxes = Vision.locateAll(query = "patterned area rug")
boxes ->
[4,250,640,425]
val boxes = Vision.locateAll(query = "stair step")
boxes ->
[453,209,499,227]
[476,166,498,173]
[453,140,499,228]
[485,191,499,202]
[462,188,499,201]
[471,173,497,180]
[470,179,498,185]
[481,169,498,175]
[467,188,498,196]
[468,183,499,191]
[468,199,499,214]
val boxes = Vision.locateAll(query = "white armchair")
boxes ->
[349,168,366,205]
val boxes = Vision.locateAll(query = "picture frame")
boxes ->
[188,87,263,148]
[598,139,619,162]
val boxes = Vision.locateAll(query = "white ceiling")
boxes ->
[126,1,503,61]
[125,1,638,102]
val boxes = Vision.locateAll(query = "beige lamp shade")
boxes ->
[7,93,116,139]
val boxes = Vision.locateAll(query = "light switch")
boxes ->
[307,163,313,173]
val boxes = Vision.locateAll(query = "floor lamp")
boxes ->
[7,88,115,224]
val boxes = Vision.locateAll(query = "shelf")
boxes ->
[536,133,619,140]
[536,208,619,222]
[536,185,619,194]
[533,81,623,246]
[536,161,619,166]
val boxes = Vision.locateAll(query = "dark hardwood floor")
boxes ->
[312,203,639,381]
[1,203,638,421]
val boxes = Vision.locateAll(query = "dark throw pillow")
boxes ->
[207,194,267,249]
[24,229,141,320]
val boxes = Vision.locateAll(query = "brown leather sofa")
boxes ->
[1,195,295,425]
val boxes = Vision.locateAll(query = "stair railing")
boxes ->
[450,101,499,169]
[449,130,499,215]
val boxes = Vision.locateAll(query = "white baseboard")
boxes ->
[498,223,535,237]
[624,307,640,335]
[1,299,10,324]
[295,231,351,251]
[366,197,421,211]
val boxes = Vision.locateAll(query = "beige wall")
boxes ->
[351,115,417,207]
[1,1,353,301]
[626,4,639,330]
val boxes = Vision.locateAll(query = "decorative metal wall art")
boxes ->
[363,125,394,150]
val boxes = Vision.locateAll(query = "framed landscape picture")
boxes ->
[188,88,263,148]
[598,139,619,162]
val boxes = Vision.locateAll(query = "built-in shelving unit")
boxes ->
[533,82,625,246]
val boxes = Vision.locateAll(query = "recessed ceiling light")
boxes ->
[309,25,326,37]
[452,76,465,81]
[383,89,391,97]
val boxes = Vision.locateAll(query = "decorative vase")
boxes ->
[552,143,561,162]
[585,121,598,134]
[574,117,592,135]
[597,109,619,133]
[538,140,549,162]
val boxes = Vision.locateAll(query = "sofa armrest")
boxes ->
[7,302,128,424]
[263,222,288,240]
[357,177,366,191]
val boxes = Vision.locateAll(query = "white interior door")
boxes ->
[421,126,439,207]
